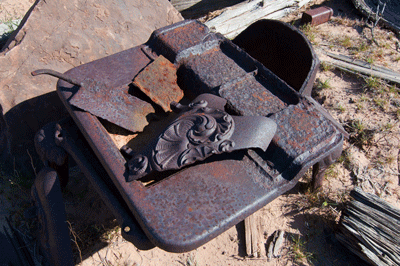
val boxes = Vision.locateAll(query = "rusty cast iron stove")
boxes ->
[32,19,345,264]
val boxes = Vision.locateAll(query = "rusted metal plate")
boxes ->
[148,20,211,62]
[69,81,155,133]
[133,55,183,112]
[219,72,296,117]
[32,65,156,133]
[178,43,254,97]
[271,101,337,160]
[54,20,344,253]
[301,6,333,26]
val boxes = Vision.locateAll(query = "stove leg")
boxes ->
[35,122,69,189]
[311,144,343,191]
[32,167,74,266]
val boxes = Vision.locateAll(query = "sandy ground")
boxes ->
[0,0,34,22]
[0,0,34,250]
[1,0,400,265]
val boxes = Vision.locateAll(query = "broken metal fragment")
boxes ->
[32,69,155,133]
[133,55,184,112]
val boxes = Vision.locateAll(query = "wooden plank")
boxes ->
[316,48,400,85]
[244,214,255,256]
[251,216,259,257]
[324,51,400,77]
[336,187,400,266]
[204,0,312,39]
[244,213,264,257]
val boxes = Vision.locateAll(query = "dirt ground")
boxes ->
[2,0,400,265]
[0,0,34,22]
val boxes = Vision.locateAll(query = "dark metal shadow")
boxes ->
[1,91,69,178]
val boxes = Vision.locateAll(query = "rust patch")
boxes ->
[133,55,183,112]
[301,6,333,26]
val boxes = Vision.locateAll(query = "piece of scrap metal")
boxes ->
[126,93,277,181]
[31,69,155,133]
[301,6,333,26]
[133,55,184,112]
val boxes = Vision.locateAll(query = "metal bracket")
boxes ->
[126,93,277,181]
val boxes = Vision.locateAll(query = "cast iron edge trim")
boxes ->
[56,118,154,249]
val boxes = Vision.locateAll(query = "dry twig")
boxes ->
[67,221,82,264]
[365,0,387,46]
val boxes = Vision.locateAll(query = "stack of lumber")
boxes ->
[336,187,400,266]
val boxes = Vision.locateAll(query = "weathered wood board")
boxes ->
[336,187,400,266]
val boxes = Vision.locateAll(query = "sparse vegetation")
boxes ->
[0,11,22,48]
[337,149,352,170]
[0,167,34,223]
[345,119,375,149]
[316,78,331,90]
[1,18,20,32]
[373,97,387,109]
[363,76,381,90]
[289,234,315,264]
[358,42,368,52]
[335,104,346,113]
[300,23,318,43]
[366,56,374,64]
[340,36,352,48]
[320,61,333,72]
[186,254,199,266]
[325,164,339,180]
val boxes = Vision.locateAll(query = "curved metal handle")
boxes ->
[31,69,83,87]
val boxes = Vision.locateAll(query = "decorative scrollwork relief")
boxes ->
[154,100,235,170]
[126,93,277,182]
[127,99,235,181]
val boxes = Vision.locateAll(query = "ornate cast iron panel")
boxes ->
[53,20,344,252]
[126,93,277,181]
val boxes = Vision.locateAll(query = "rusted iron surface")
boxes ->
[178,45,251,96]
[51,20,344,252]
[32,69,155,133]
[34,122,69,188]
[34,119,154,250]
[219,72,298,117]
[148,20,211,63]
[32,167,74,266]
[301,6,333,26]
[70,81,155,133]
[126,93,277,181]
[133,55,183,112]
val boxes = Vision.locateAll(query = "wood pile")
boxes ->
[336,187,400,266]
